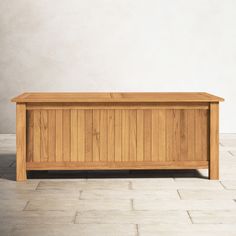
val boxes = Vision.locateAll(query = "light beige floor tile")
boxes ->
[0,211,75,224]
[0,180,39,190]
[12,224,136,236]
[0,199,28,211]
[81,189,180,200]
[189,210,236,224]
[219,173,236,180]
[140,231,236,236]
[75,210,191,224]
[221,180,236,189]
[134,199,236,210]
[37,180,129,190]
[0,157,14,167]
[139,224,236,236]
[0,225,13,236]
[82,180,130,190]
[37,180,85,190]
[220,134,236,139]
[25,199,131,211]
[0,189,79,200]
[221,139,236,147]
[1,134,236,235]
[130,178,175,183]
[132,180,223,190]
[179,189,236,200]
[229,150,236,156]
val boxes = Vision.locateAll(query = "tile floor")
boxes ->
[1,134,236,235]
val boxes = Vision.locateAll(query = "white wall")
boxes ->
[0,0,235,133]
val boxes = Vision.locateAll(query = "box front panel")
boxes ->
[26,107,209,164]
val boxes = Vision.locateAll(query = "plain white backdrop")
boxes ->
[0,0,235,133]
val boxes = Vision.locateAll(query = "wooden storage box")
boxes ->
[12,92,224,181]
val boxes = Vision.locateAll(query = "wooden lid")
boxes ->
[11,92,224,103]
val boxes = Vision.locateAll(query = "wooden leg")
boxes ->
[16,103,27,181]
[209,103,219,180]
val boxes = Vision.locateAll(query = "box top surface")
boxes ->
[11,92,224,103]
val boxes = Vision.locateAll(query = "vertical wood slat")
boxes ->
[201,109,209,160]
[26,111,34,162]
[77,110,85,162]
[137,110,144,162]
[129,110,137,161]
[33,110,41,162]
[187,110,195,161]
[71,110,78,162]
[93,110,100,161]
[27,107,210,165]
[108,110,115,162]
[166,110,173,161]
[114,110,122,162]
[143,110,152,161]
[100,110,108,161]
[16,103,27,181]
[173,110,181,161]
[195,110,202,161]
[195,110,209,161]
[209,103,219,179]
[62,110,71,162]
[48,110,56,162]
[180,110,188,161]
[55,110,63,162]
[85,110,93,161]
[122,110,129,161]
[152,110,159,161]
[40,110,48,162]
[158,110,166,161]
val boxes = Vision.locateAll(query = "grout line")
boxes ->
[131,199,134,210]
[35,181,41,190]
[73,211,77,224]
[136,224,139,236]
[219,181,227,189]
[78,190,83,200]
[228,151,234,156]
[22,200,30,211]
[186,210,194,224]
[129,181,132,190]
[9,161,15,167]
[177,189,182,200]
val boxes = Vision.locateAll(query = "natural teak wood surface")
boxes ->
[12,92,224,181]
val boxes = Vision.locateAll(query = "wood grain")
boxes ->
[40,110,48,162]
[77,110,85,162]
[12,92,224,103]
[13,92,223,181]
[85,110,93,162]
[62,110,71,162]
[137,110,144,162]
[114,110,122,162]
[100,110,108,162]
[70,110,78,162]
[92,110,100,161]
[27,161,209,170]
[25,108,211,164]
[108,110,115,162]
[48,110,56,162]
[55,110,63,162]
[122,110,129,162]
[26,111,34,162]
[209,103,219,180]
[33,110,41,162]
[16,103,27,181]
